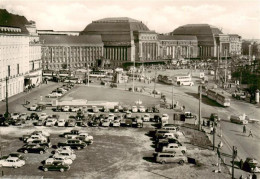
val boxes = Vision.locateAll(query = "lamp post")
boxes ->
[4,77,10,119]
[87,64,90,87]
[132,59,135,92]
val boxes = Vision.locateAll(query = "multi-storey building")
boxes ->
[40,35,103,70]
[0,9,41,101]
[171,24,242,59]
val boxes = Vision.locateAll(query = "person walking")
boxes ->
[248,129,253,137]
[243,125,246,133]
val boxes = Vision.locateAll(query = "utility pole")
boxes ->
[153,70,157,97]
[198,85,202,131]
[132,60,135,92]
[232,146,237,179]
[224,48,227,87]
[213,121,216,150]
[87,64,89,87]
[171,84,174,109]
[4,77,9,119]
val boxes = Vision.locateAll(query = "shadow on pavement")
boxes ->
[185,92,224,107]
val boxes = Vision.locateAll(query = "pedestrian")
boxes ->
[182,105,185,111]
[248,129,253,137]
[239,175,243,179]
[243,125,246,133]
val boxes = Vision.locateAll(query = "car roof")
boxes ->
[7,157,19,160]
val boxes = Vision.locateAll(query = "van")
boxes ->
[155,152,186,164]
[230,115,248,125]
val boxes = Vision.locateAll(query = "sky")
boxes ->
[1,0,260,39]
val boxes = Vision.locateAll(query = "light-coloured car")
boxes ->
[132,106,138,113]
[155,152,186,164]
[19,113,28,120]
[54,150,76,161]
[45,155,73,165]
[0,157,25,168]
[30,104,38,111]
[62,106,70,112]
[125,111,132,118]
[139,106,146,113]
[46,92,62,98]
[108,113,114,121]
[45,118,57,127]
[143,114,150,122]
[92,106,99,113]
[32,130,50,137]
[102,118,110,127]
[112,120,120,127]
[26,135,48,143]
[55,146,75,154]
[39,113,48,120]
[71,106,80,112]
[162,143,187,154]
[11,113,20,120]
[57,119,66,127]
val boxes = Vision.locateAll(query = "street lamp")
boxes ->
[87,64,90,87]
[132,59,135,92]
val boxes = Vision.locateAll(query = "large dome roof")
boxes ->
[80,17,150,45]
[171,24,223,36]
[81,17,149,34]
[171,24,223,45]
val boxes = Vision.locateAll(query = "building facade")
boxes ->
[40,35,103,71]
[158,35,198,60]
[0,9,41,101]
[171,24,242,59]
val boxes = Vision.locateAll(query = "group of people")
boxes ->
[243,125,253,137]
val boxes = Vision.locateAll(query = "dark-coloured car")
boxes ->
[125,117,135,127]
[57,139,87,150]
[27,113,39,120]
[67,119,76,127]
[17,144,47,154]
[89,117,101,127]
[42,161,70,172]
[146,107,153,113]
[53,106,62,112]
[62,130,79,138]
[31,140,52,148]
[36,104,46,112]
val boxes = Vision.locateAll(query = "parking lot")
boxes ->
[0,83,230,179]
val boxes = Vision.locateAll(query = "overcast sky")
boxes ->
[1,0,260,39]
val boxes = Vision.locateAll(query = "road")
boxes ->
[130,68,260,174]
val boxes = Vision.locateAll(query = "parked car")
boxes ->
[101,118,111,127]
[162,143,187,154]
[0,153,26,161]
[143,114,150,122]
[55,146,75,154]
[28,113,39,120]
[30,139,51,148]
[101,106,110,113]
[108,113,114,121]
[11,113,20,120]
[39,113,48,120]
[152,89,161,95]
[18,144,47,154]
[114,106,119,113]
[92,106,99,113]
[45,118,57,127]
[0,157,25,168]
[57,119,66,127]
[131,106,138,113]
[156,138,182,151]
[29,104,38,111]
[26,135,48,143]
[57,139,87,150]
[70,106,80,112]
[111,119,121,127]
[139,106,146,113]
[62,130,80,138]
[34,119,45,126]
[46,92,62,98]
[210,113,220,122]
[125,111,132,118]
[76,132,93,145]
[67,119,76,127]
[154,152,186,164]
[146,107,153,113]
[42,161,70,172]
[45,155,73,165]
[62,106,70,112]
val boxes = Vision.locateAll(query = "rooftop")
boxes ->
[0,9,29,34]
[40,35,103,45]
[158,34,197,41]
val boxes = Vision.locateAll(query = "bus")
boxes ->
[158,75,174,85]
[173,74,194,86]
[202,88,231,107]
[89,71,107,78]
